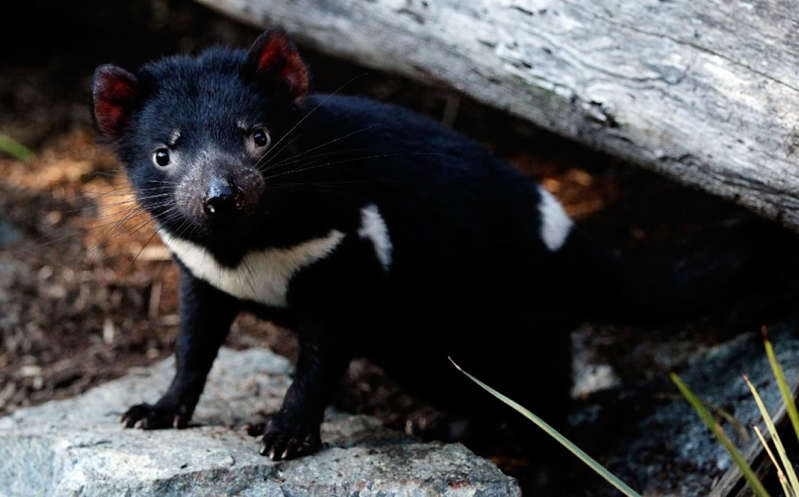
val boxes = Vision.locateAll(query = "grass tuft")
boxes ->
[744,373,799,496]
[671,373,771,497]
[753,425,792,497]
[763,327,799,446]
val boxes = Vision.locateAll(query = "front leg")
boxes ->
[259,324,351,460]
[122,264,239,429]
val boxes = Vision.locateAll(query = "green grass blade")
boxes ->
[671,373,771,497]
[744,374,799,496]
[765,337,799,445]
[449,358,643,497]
[753,425,792,497]
[0,133,34,162]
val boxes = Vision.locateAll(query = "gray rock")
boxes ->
[0,348,520,497]
[570,325,799,496]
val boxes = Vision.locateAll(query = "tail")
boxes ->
[560,223,759,322]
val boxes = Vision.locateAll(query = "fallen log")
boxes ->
[196,0,799,230]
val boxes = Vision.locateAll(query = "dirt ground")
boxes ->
[3,1,799,494]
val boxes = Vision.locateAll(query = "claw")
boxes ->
[120,403,191,430]
[251,412,321,460]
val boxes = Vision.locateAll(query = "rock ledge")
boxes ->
[0,348,520,497]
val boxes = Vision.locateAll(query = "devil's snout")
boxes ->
[204,177,242,218]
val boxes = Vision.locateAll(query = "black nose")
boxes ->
[203,178,241,218]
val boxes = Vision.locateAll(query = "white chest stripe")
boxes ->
[358,204,393,270]
[159,230,345,307]
[537,187,573,251]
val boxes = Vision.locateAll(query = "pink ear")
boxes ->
[246,29,309,99]
[92,65,138,138]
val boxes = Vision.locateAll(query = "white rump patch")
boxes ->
[358,204,393,270]
[537,187,573,251]
[159,230,345,307]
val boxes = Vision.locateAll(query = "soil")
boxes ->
[3,1,799,495]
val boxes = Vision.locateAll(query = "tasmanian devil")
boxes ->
[92,28,742,460]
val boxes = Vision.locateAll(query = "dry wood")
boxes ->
[196,0,799,230]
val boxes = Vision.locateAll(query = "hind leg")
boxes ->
[447,311,574,426]
[375,311,575,444]
[449,313,576,495]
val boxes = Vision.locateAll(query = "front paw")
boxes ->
[120,402,190,429]
[256,411,322,460]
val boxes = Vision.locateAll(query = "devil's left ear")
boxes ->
[244,28,309,99]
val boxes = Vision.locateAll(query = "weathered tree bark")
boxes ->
[196,0,799,230]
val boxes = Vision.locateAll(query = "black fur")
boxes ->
[96,30,730,460]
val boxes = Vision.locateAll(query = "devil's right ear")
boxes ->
[243,29,309,100]
[92,64,138,138]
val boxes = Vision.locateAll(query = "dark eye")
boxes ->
[251,127,270,148]
[153,148,170,167]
